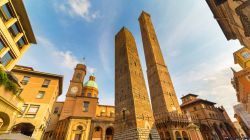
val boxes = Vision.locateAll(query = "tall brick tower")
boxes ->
[114,27,160,140]
[139,11,181,115]
[139,11,202,140]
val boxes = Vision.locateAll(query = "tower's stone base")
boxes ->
[114,128,160,140]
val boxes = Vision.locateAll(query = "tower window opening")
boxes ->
[122,110,126,120]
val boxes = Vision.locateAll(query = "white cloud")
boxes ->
[54,0,99,21]
[37,36,80,69]
[173,42,242,121]
[19,36,97,101]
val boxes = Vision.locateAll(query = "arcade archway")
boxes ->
[182,131,189,140]
[105,127,114,140]
[12,123,35,136]
[92,126,103,140]
[0,112,10,132]
[175,131,182,140]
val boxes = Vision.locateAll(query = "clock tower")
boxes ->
[66,64,86,97]
[59,64,87,120]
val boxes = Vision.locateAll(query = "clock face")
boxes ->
[71,86,78,94]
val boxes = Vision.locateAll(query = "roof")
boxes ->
[98,104,115,108]
[83,80,98,90]
[181,93,198,99]
[11,65,63,95]
[11,0,36,44]
[181,98,216,108]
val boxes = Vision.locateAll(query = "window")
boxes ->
[193,106,197,111]
[42,79,50,88]
[77,125,83,131]
[8,23,20,37]
[27,105,40,114]
[0,40,4,51]
[110,112,114,117]
[87,93,91,97]
[36,91,45,99]
[122,110,126,120]
[21,76,30,85]
[53,107,59,114]
[1,51,13,66]
[76,73,81,80]
[16,89,23,96]
[16,37,26,49]
[21,104,28,113]
[95,127,100,131]
[0,3,13,21]
[241,51,250,59]
[83,102,89,112]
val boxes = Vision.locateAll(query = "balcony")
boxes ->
[154,112,199,126]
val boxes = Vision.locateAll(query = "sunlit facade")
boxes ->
[10,65,63,139]
[0,0,36,71]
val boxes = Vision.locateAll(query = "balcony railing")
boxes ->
[154,112,199,124]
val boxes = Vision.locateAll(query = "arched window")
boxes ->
[93,127,102,140]
[182,131,189,140]
[87,93,92,97]
[175,131,181,140]
[74,125,83,140]
[77,125,83,131]
[53,107,59,114]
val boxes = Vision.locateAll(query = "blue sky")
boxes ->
[19,0,243,120]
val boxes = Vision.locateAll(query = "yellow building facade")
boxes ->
[10,65,63,140]
[0,0,36,71]
[0,69,24,134]
[234,47,250,69]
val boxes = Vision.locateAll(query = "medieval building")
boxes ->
[205,0,250,49]
[42,64,115,140]
[114,27,160,140]
[181,94,240,139]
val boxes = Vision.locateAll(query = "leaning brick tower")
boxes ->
[114,27,160,140]
[139,11,202,140]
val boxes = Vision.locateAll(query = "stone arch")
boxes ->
[175,131,182,140]
[70,123,86,140]
[213,123,223,140]
[105,127,114,140]
[11,123,35,136]
[219,123,229,137]
[224,123,238,139]
[200,124,212,140]
[92,126,103,140]
[182,131,189,140]
[74,125,84,140]
[159,132,164,140]
[0,112,10,131]
[165,131,171,140]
